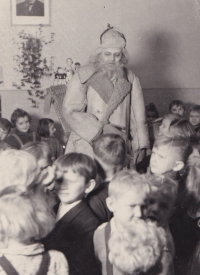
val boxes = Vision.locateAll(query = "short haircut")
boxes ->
[190,105,200,114]
[11,108,31,128]
[148,175,178,206]
[75,62,81,66]
[37,118,54,138]
[55,153,97,183]
[0,118,11,133]
[0,149,40,191]
[109,170,150,199]
[0,188,54,244]
[169,100,186,111]
[154,136,192,164]
[92,134,126,167]
[21,141,52,163]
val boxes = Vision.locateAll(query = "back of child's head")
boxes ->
[92,134,127,168]
[145,103,159,123]
[0,186,55,244]
[55,152,97,183]
[37,118,54,138]
[0,118,11,133]
[169,119,199,144]
[21,141,52,164]
[189,104,200,115]
[108,170,149,200]
[0,149,40,191]
[108,218,166,275]
[148,175,178,206]
[169,100,186,113]
[154,135,192,164]
[11,108,31,128]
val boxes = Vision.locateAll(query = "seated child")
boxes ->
[37,118,63,160]
[94,170,152,275]
[86,133,127,224]
[108,218,166,275]
[0,118,11,151]
[145,103,159,149]
[168,119,199,144]
[147,175,178,275]
[0,186,69,275]
[42,153,101,275]
[189,105,200,139]
[169,100,186,117]
[150,135,192,179]
[6,108,38,149]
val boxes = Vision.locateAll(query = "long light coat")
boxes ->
[62,65,149,158]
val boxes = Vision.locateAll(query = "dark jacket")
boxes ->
[42,200,101,275]
[5,129,37,149]
[16,0,44,16]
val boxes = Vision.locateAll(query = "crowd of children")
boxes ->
[0,101,199,274]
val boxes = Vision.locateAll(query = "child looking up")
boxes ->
[94,170,152,275]
[0,118,11,151]
[150,136,192,179]
[6,108,38,149]
[37,118,63,160]
[169,100,186,117]
[86,134,127,223]
[42,153,101,275]
[189,105,200,139]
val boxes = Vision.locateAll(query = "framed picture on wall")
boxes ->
[11,0,51,25]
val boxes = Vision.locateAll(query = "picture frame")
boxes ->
[11,0,51,26]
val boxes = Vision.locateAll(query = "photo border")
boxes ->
[11,0,51,26]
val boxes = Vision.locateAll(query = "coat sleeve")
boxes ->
[62,73,104,143]
[128,72,150,151]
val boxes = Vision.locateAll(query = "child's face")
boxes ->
[189,111,200,126]
[56,167,88,204]
[16,116,30,133]
[49,123,56,137]
[150,144,181,175]
[158,118,171,136]
[146,111,157,123]
[107,188,147,229]
[170,105,185,116]
[147,192,173,225]
[0,128,9,141]
[38,158,55,186]
[187,147,200,167]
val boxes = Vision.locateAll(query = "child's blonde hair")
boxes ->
[0,150,40,191]
[108,218,166,275]
[0,187,55,244]
[22,141,52,163]
[109,170,150,199]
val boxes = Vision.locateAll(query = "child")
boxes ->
[5,108,38,149]
[0,118,11,151]
[86,134,127,223]
[37,118,63,160]
[0,186,69,275]
[187,143,200,168]
[147,175,178,275]
[150,136,192,179]
[189,105,200,139]
[94,170,154,275]
[169,119,199,144]
[145,102,159,124]
[42,153,101,275]
[108,218,166,275]
[169,100,186,117]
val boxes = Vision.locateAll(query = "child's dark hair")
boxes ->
[11,108,31,128]
[92,134,127,167]
[169,100,186,112]
[21,141,52,164]
[55,153,97,183]
[190,105,200,114]
[145,103,159,119]
[37,118,54,139]
[154,136,193,164]
[0,118,11,133]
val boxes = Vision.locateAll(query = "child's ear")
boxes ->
[85,179,96,194]
[173,161,184,172]
[106,197,115,212]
